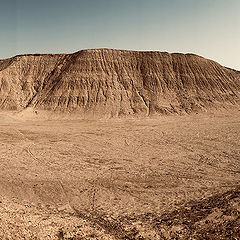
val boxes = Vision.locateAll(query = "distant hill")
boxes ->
[0,49,239,117]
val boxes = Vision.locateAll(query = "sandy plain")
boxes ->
[0,110,239,239]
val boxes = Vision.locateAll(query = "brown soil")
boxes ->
[0,109,239,239]
[0,49,239,239]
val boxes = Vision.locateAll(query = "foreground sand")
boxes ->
[0,110,239,239]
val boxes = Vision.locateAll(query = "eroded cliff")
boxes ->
[0,49,239,116]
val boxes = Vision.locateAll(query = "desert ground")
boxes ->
[0,109,239,239]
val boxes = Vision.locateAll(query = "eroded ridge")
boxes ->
[0,49,239,116]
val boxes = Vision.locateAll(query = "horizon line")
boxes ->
[1,48,239,71]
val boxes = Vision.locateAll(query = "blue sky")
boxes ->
[1,0,239,70]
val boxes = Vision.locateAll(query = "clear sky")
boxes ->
[1,0,239,70]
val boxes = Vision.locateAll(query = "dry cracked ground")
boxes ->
[0,109,239,239]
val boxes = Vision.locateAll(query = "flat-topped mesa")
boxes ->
[0,49,239,116]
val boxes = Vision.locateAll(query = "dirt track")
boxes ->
[0,110,239,239]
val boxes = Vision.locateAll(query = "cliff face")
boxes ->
[0,54,65,110]
[0,49,239,116]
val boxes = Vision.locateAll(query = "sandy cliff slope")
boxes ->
[0,49,239,116]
